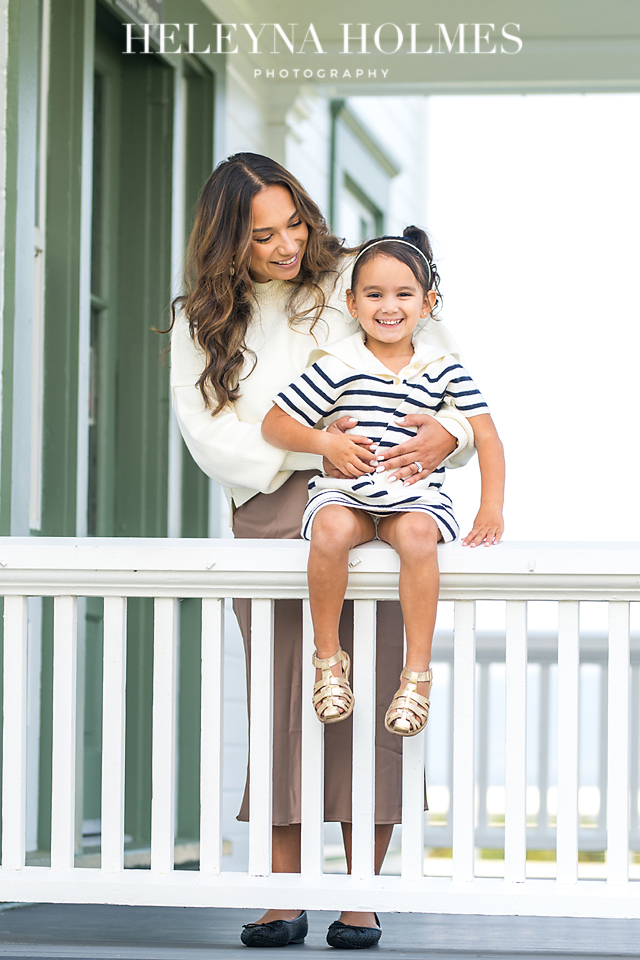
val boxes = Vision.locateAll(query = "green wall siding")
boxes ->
[1,0,40,536]
[40,1,89,537]
[176,62,216,844]
[2,0,218,857]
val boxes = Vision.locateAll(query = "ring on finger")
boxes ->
[413,461,423,473]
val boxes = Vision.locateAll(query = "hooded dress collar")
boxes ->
[309,318,462,375]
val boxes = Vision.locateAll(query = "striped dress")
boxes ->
[274,329,489,542]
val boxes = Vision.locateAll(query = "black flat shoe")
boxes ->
[241,911,308,947]
[326,914,381,949]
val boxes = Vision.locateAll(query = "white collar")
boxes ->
[310,318,462,373]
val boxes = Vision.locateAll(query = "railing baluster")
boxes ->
[598,664,608,840]
[2,596,29,869]
[476,664,490,839]
[446,662,454,843]
[50,596,78,872]
[538,664,551,837]
[401,612,424,881]
[556,600,579,883]
[630,665,640,838]
[452,600,476,882]
[248,598,274,877]
[505,600,528,882]
[401,733,425,880]
[101,597,127,873]
[607,601,630,884]
[301,599,324,877]
[200,598,224,875]
[150,597,178,875]
[351,599,376,880]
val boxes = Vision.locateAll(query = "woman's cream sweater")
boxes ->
[170,261,475,510]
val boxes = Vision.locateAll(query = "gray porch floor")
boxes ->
[1,904,640,959]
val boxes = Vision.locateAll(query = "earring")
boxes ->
[230,260,235,277]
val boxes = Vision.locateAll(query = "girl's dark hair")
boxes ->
[169,153,351,414]
[350,226,442,317]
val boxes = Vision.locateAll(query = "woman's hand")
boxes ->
[373,415,458,485]
[322,417,375,479]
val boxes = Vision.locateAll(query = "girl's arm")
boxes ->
[262,405,372,478]
[460,413,505,547]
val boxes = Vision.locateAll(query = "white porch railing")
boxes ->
[0,538,639,917]
[424,625,640,857]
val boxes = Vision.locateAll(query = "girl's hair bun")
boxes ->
[402,225,432,259]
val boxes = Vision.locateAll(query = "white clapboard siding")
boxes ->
[101,596,127,873]
[2,596,29,869]
[248,598,274,877]
[199,598,225,875]
[150,597,178,875]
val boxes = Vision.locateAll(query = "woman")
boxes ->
[170,154,475,948]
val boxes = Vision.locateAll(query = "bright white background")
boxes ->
[425,94,640,542]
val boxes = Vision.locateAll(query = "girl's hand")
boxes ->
[323,430,375,478]
[462,508,504,547]
[322,417,375,479]
[374,415,458,484]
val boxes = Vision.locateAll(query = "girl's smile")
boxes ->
[346,255,436,362]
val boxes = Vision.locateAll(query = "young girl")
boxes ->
[262,227,505,736]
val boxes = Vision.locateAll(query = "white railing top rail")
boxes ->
[1,538,640,599]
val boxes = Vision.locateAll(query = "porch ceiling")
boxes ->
[200,0,640,96]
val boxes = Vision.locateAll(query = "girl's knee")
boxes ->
[311,506,359,550]
[394,514,440,556]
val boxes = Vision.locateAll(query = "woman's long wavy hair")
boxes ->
[170,153,349,414]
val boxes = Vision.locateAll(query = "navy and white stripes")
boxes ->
[273,332,489,541]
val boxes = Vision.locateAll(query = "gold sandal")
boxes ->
[312,649,355,724]
[384,668,433,737]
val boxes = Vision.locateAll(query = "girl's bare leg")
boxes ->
[309,505,376,658]
[377,512,441,700]
[308,506,375,694]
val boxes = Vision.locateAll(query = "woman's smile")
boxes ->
[271,251,299,268]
